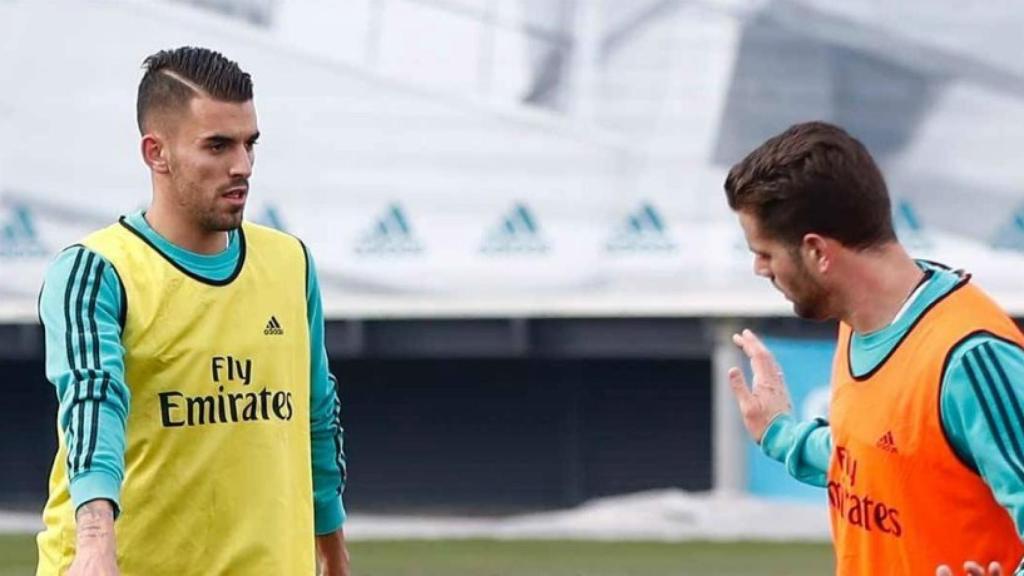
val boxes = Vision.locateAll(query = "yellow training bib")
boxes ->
[37,219,314,575]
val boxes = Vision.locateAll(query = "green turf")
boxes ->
[0,534,833,575]
[0,533,36,576]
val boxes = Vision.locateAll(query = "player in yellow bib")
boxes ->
[35,47,349,575]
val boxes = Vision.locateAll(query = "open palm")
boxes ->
[728,329,794,443]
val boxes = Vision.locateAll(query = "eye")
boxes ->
[208,142,226,153]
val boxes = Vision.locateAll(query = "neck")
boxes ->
[837,244,925,334]
[146,193,227,255]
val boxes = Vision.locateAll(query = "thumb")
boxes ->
[936,566,953,576]
[728,367,752,404]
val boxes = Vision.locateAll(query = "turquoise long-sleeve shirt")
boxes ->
[761,261,1024,545]
[38,210,346,534]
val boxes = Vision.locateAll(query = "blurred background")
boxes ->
[2,0,1024,573]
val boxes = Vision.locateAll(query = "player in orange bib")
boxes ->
[723,122,1024,576]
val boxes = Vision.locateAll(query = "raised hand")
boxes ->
[937,561,1003,576]
[728,329,793,443]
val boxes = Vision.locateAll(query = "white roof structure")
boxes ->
[1,0,1022,321]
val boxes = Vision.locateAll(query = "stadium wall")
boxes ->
[2,318,721,513]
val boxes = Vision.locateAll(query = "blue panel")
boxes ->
[745,336,835,501]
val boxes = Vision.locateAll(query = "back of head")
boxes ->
[723,121,896,250]
[136,46,253,134]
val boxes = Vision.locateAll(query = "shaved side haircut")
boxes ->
[136,46,253,133]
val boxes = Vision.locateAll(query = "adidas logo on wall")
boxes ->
[991,205,1024,252]
[893,200,931,250]
[480,203,549,255]
[354,203,424,255]
[263,316,284,336]
[606,202,677,253]
[0,203,48,258]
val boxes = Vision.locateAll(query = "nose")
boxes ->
[229,146,253,180]
[753,255,771,279]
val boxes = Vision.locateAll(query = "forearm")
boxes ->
[60,387,129,512]
[76,499,116,550]
[305,246,347,533]
[760,414,832,487]
[316,528,349,576]
[942,337,1024,539]
[67,499,120,575]
[310,369,346,533]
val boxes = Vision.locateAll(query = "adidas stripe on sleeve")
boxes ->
[942,334,1024,540]
[39,246,130,513]
[303,245,347,534]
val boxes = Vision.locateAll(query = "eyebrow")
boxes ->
[202,135,233,145]
[200,131,260,144]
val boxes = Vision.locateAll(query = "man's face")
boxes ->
[161,95,259,232]
[737,210,832,320]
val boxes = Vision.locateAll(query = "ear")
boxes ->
[141,133,170,174]
[801,233,831,274]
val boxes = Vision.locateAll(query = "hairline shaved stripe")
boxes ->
[156,68,209,99]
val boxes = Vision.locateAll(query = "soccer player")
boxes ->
[35,47,349,575]
[724,122,1024,575]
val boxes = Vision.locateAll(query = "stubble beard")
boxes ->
[790,268,831,321]
[198,204,244,232]
[178,179,244,233]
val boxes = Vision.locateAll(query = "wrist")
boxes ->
[75,499,116,553]
[316,529,348,566]
[759,412,796,459]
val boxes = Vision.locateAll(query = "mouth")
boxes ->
[770,279,791,300]
[222,187,248,206]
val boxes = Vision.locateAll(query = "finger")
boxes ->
[727,367,753,404]
[989,561,1003,576]
[731,332,746,350]
[742,329,782,374]
[965,561,985,576]
[936,566,953,576]
[733,331,783,389]
[732,330,758,357]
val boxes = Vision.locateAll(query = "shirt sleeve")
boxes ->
[304,245,347,534]
[759,413,832,487]
[39,246,130,514]
[940,335,1024,539]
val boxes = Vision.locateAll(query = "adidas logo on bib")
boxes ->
[875,430,898,454]
[264,316,284,336]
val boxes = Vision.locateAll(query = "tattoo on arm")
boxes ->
[76,500,115,544]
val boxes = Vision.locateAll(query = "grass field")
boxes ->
[1,534,833,575]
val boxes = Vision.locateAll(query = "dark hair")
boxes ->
[136,46,253,133]
[724,121,896,250]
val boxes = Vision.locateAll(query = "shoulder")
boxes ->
[241,221,306,252]
[39,244,123,324]
[80,220,136,249]
[946,331,1024,372]
[240,222,313,290]
[43,244,115,288]
[942,332,1024,400]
